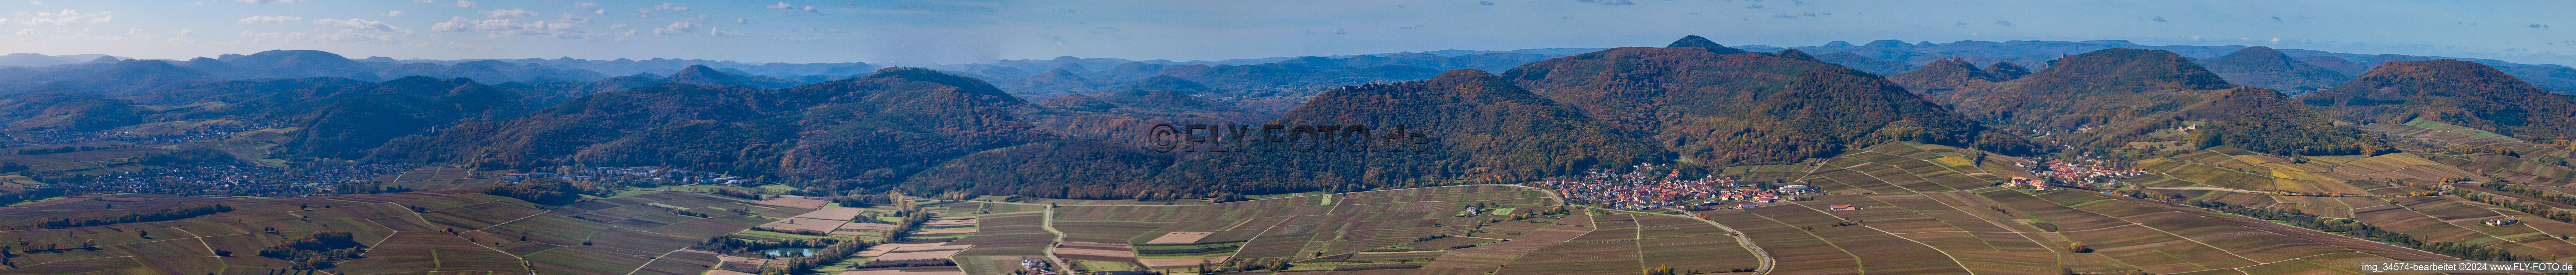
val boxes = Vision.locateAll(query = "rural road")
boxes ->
[1516,185,1778,275]
[976,200,1074,274]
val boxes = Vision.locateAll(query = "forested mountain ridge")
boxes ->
[269,77,544,160]
[0,90,147,132]
[1887,58,2011,102]
[0,39,2546,201]
[2184,86,2395,156]
[1020,87,1279,141]
[66,65,784,133]
[0,74,544,160]
[206,50,386,81]
[1947,48,2391,158]
[0,59,221,95]
[2192,46,2353,94]
[1813,52,1920,76]
[908,69,1661,198]
[2298,59,2576,141]
[1947,48,2237,129]
[366,67,1054,192]
[1194,69,1662,184]
[1502,36,2037,167]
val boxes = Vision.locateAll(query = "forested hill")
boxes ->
[886,38,2048,198]
[2185,86,2395,156]
[2192,46,2353,94]
[1948,48,2236,129]
[271,77,543,160]
[2298,59,2576,141]
[1020,87,1280,141]
[907,69,1663,198]
[0,75,547,160]
[1887,58,2013,103]
[1501,36,2037,167]
[1191,68,1661,187]
[1949,48,2390,158]
[365,67,1056,191]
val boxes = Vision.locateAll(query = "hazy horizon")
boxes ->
[3,0,2571,65]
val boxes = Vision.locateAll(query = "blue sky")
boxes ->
[2,0,2571,65]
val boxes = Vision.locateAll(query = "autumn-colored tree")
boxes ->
[1644,265,1678,275]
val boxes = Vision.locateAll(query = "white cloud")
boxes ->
[482,9,536,18]
[16,10,112,26]
[27,1,41,6]
[453,0,476,8]
[432,16,515,32]
[653,2,688,11]
[709,27,743,38]
[240,29,398,45]
[431,16,478,32]
[561,13,590,23]
[235,0,303,3]
[315,18,404,33]
[312,30,399,44]
[651,21,695,35]
[766,2,790,9]
[571,2,608,15]
[383,10,403,17]
[803,6,818,12]
[238,15,300,24]
[429,16,621,40]
[735,17,746,24]
[609,23,627,29]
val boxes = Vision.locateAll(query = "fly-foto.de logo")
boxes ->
[1143,123,1429,153]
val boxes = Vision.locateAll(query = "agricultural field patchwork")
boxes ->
[0,190,799,275]
[1017,185,1763,275]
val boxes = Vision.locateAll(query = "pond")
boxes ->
[754,248,823,257]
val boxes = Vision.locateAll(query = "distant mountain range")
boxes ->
[20,35,2576,275]
[2301,59,2576,141]
[1940,48,2391,158]
[0,37,2569,197]
[1777,39,2576,95]
[931,39,2576,102]
[12,38,2574,103]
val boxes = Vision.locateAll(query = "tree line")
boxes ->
[480,178,600,205]
[2190,199,2539,262]
[30,204,230,229]
[258,231,366,271]
[691,236,841,255]
[12,145,118,155]
[2457,188,2576,224]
